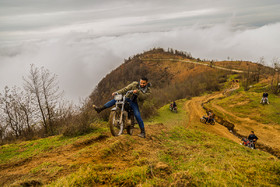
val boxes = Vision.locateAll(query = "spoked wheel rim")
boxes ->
[113,112,124,136]
[109,110,124,136]
[200,118,206,123]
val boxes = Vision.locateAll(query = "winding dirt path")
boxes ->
[183,86,280,159]
[184,92,240,143]
[208,99,280,158]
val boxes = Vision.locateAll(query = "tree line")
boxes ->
[0,65,93,144]
[241,57,280,93]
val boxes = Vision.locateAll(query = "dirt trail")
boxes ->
[184,92,241,143]
[142,58,245,73]
[184,87,280,158]
[209,99,280,158]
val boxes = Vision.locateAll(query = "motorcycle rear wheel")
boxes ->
[126,117,134,135]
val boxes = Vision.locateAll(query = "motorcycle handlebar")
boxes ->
[114,90,134,98]
[125,90,134,96]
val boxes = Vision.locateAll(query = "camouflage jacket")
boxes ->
[116,81,151,102]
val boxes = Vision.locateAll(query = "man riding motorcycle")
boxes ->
[248,131,258,149]
[207,111,214,123]
[93,77,151,138]
[170,101,177,112]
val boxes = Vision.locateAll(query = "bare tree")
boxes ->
[0,101,7,144]
[0,123,6,144]
[16,88,35,137]
[255,57,265,82]
[242,63,251,91]
[0,86,24,138]
[271,58,280,94]
[23,65,63,135]
[209,60,214,68]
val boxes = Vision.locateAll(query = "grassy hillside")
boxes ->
[1,49,279,186]
[43,100,280,186]
[0,125,107,165]
[204,78,280,158]
[215,89,280,124]
[1,99,279,186]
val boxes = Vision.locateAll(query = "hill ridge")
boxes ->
[140,57,246,73]
[1,84,279,186]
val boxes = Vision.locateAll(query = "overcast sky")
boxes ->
[1,0,280,104]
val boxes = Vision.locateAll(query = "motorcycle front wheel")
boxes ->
[200,117,206,123]
[108,110,124,136]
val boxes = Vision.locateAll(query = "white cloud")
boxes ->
[1,22,280,104]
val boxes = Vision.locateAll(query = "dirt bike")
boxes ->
[200,115,215,125]
[261,97,269,105]
[108,90,135,136]
[169,104,178,113]
[241,138,255,149]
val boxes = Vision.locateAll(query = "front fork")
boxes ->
[115,96,126,136]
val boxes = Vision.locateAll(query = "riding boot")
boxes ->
[93,105,106,113]
[138,128,146,138]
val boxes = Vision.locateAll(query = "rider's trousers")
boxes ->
[104,98,145,129]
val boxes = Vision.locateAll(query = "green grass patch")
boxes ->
[48,165,149,187]
[157,125,280,186]
[222,74,241,89]
[0,126,108,165]
[149,99,187,124]
[214,91,280,124]
[30,162,63,176]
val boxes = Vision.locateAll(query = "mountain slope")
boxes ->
[1,49,279,186]
[1,91,279,186]
[90,49,230,110]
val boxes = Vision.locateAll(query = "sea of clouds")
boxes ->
[1,21,280,104]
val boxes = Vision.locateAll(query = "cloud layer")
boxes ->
[1,22,280,103]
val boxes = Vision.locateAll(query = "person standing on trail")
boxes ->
[248,131,258,149]
[93,77,151,138]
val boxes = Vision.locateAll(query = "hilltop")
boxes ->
[90,48,263,119]
[0,49,279,186]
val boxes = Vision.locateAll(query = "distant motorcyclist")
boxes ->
[207,111,214,123]
[248,131,258,149]
[170,101,177,110]
[172,101,177,108]
[169,101,178,113]
[93,77,151,138]
[260,92,269,104]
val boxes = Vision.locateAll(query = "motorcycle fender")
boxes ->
[111,107,117,111]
